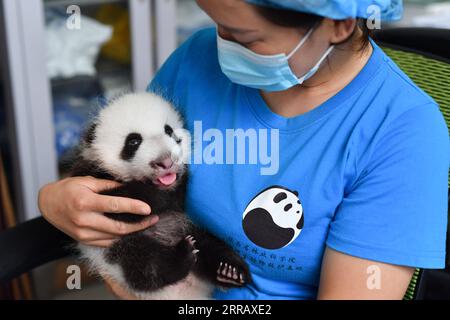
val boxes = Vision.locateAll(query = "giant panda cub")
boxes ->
[71,93,251,299]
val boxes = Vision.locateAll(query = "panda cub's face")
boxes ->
[83,93,190,188]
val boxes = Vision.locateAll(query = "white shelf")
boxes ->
[1,0,156,221]
[2,0,58,221]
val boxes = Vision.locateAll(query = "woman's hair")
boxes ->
[255,6,373,52]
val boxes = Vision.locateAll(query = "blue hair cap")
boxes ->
[246,0,403,21]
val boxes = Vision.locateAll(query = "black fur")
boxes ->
[105,231,198,291]
[71,127,251,294]
[84,123,97,146]
[191,228,251,287]
[71,158,115,181]
[165,124,182,144]
[121,133,143,161]
[101,176,186,224]
[164,124,174,136]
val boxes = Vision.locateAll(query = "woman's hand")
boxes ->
[38,176,158,247]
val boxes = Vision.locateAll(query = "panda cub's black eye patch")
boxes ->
[121,133,142,161]
[165,124,182,144]
[164,125,174,136]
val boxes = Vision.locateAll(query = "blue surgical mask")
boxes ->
[217,27,335,92]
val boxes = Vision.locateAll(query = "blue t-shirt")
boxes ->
[147,28,449,299]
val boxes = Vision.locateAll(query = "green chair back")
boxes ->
[380,46,450,300]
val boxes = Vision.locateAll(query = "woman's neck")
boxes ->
[260,41,374,118]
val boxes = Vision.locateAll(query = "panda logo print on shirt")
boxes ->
[242,186,304,250]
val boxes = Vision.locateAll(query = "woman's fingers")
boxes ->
[74,212,160,245]
[76,212,159,236]
[80,176,122,193]
[91,194,151,215]
[83,239,117,248]
[39,176,157,244]
[72,226,119,243]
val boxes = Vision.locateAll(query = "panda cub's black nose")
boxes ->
[150,158,174,170]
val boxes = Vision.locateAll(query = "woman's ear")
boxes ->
[325,18,358,45]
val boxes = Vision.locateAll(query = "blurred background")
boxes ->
[0,0,449,300]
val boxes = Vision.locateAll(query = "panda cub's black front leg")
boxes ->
[191,229,252,288]
[107,233,199,292]
[99,182,152,224]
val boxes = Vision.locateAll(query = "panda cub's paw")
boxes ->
[185,235,200,262]
[216,260,250,287]
[174,235,200,270]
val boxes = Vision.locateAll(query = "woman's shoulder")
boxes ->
[346,45,449,178]
[385,68,447,143]
[376,44,439,117]
[355,43,447,139]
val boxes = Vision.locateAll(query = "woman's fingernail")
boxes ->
[140,205,151,214]
[150,215,159,224]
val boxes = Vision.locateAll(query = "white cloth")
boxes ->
[46,12,112,78]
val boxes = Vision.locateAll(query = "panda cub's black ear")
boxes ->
[83,123,97,146]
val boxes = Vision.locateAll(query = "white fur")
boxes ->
[83,93,191,182]
[77,93,213,299]
[78,244,213,300]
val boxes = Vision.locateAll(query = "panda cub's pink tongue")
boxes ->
[157,172,177,186]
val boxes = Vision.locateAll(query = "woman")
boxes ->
[38,0,449,299]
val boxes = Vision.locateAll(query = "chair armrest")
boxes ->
[0,216,74,284]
